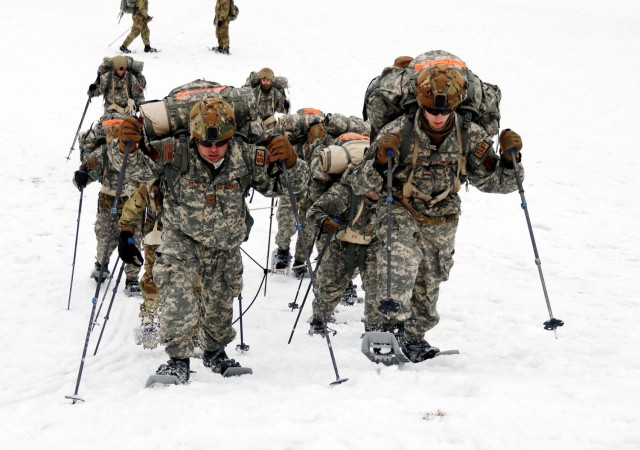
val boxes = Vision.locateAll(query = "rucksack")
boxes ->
[363,50,501,141]
[97,56,147,90]
[244,72,289,100]
[318,133,369,175]
[138,79,257,141]
[229,0,239,21]
[118,0,137,22]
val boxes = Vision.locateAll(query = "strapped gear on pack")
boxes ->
[362,50,501,141]
[138,79,257,141]
[97,55,146,90]
[318,134,369,175]
[323,113,371,137]
[118,0,137,22]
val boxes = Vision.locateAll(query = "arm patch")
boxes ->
[255,148,266,167]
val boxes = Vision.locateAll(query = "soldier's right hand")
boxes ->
[322,217,339,234]
[73,169,89,190]
[308,123,327,146]
[118,231,144,267]
[118,116,144,153]
[376,134,400,165]
[87,83,97,97]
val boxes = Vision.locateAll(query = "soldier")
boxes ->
[251,68,287,131]
[87,56,145,115]
[72,113,142,294]
[350,63,524,362]
[109,97,309,383]
[120,0,157,53]
[306,167,382,336]
[213,0,239,54]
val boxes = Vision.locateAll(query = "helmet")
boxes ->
[416,64,466,110]
[189,97,236,142]
[111,55,128,71]
[257,67,274,80]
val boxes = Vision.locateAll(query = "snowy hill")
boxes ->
[1,0,639,449]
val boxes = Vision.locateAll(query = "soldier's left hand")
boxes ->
[322,217,339,234]
[118,231,144,267]
[268,135,297,169]
[308,123,326,146]
[118,116,144,153]
[499,129,523,161]
[73,169,89,191]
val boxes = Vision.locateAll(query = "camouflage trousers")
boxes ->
[215,20,230,49]
[275,192,315,262]
[122,13,151,47]
[374,205,458,341]
[312,238,382,328]
[95,192,140,280]
[153,228,242,359]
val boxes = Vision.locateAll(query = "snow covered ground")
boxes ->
[1,0,639,449]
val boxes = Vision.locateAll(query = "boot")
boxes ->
[292,259,307,279]
[124,278,142,297]
[119,45,131,54]
[400,338,440,363]
[90,261,109,283]
[308,319,336,338]
[144,45,158,53]
[202,348,241,374]
[274,247,291,270]
[155,357,190,384]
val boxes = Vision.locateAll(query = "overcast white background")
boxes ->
[1,1,639,449]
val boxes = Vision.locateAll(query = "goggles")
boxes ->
[199,138,229,148]
[424,106,453,116]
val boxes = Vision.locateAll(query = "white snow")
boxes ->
[1,0,639,449]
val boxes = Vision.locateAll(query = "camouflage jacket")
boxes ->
[307,173,377,243]
[109,136,310,250]
[118,181,163,234]
[214,0,231,22]
[135,0,149,18]
[351,112,523,217]
[253,86,286,123]
[91,71,145,112]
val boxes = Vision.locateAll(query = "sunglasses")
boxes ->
[199,139,229,148]
[424,106,453,116]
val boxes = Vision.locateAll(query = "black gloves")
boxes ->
[74,169,89,190]
[118,231,143,267]
[87,83,97,97]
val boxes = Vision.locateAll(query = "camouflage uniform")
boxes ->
[109,135,309,360]
[122,0,153,49]
[214,0,235,51]
[90,70,145,114]
[253,85,286,132]
[350,112,523,343]
[307,171,382,329]
[76,120,141,282]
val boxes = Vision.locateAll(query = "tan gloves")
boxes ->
[393,56,413,68]
[118,116,144,153]
[267,135,297,169]
[376,134,400,165]
[322,217,339,234]
[307,123,327,146]
[499,129,523,161]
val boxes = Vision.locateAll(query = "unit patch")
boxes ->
[255,148,266,167]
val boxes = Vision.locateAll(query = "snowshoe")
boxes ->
[144,45,158,53]
[90,262,110,283]
[308,320,336,338]
[271,248,291,274]
[339,281,363,306]
[203,349,252,377]
[291,260,307,279]
[119,45,131,54]
[400,338,459,362]
[211,46,230,54]
[361,332,410,366]
[124,279,142,297]
[145,358,190,387]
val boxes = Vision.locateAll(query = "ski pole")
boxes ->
[66,141,133,404]
[287,234,333,343]
[67,188,85,310]
[93,263,126,355]
[235,294,250,352]
[264,197,276,296]
[66,93,94,161]
[91,257,121,332]
[288,231,318,310]
[109,27,131,46]
[508,147,564,338]
[277,159,347,385]
[378,149,400,314]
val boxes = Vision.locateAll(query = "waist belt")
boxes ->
[399,197,458,225]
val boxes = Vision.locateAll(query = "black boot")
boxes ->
[274,247,291,270]
[144,45,158,53]
[91,261,110,282]
[292,259,307,279]
[401,338,440,363]
[203,348,241,374]
[155,357,190,384]
[120,45,131,54]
